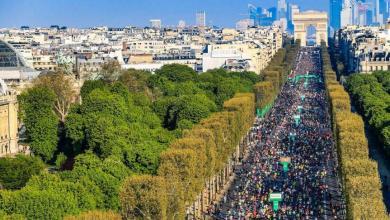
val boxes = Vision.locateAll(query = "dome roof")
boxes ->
[0,40,26,68]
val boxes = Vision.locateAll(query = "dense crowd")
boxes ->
[212,47,345,219]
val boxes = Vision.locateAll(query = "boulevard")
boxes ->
[213,47,346,219]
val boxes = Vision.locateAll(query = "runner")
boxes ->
[213,47,345,220]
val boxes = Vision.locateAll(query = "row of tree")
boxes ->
[321,43,388,219]
[346,72,390,154]
[373,71,390,93]
[254,40,301,110]
[120,93,255,219]
[1,64,260,219]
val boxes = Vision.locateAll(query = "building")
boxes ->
[293,11,329,46]
[269,7,278,22]
[150,19,162,29]
[338,23,390,73]
[0,79,20,157]
[0,23,284,85]
[196,11,206,27]
[236,19,254,32]
[202,27,283,74]
[248,4,278,27]
[339,0,389,27]
[277,0,287,20]
[178,20,186,29]
[341,0,353,27]
[0,40,39,86]
[329,0,342,31]
[378,0,389,24]
[289,4,300,31]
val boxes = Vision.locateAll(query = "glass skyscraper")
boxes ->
[329,0,342,30]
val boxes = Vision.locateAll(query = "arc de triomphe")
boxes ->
[292,11,328,46]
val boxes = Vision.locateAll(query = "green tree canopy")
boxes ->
[0,155,44,190]
[18,87,59,162]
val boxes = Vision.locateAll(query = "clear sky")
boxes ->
[0,0,329,28]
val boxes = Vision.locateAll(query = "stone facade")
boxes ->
[292,11,328,46]
[0,93,19,157]
[338,24,390,74]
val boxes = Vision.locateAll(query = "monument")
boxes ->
[292,11,328,46]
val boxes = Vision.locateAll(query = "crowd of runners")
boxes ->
[212,47,345,219]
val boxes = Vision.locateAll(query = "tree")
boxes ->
[65,112,85,154]
[98,60,121,83]
[64,210,121,220]
[0,188,79,220]
[0,155,44,190]
[18,87,59,162]
[157,149,197,219]
[120,175,168,220]
[65,152,124,210]
[168,81,203,97]
[324,45,388,220]
[80,89,127,118]
[80,80,106,100]
[155,64,198,83]
[0,210,25,220]
[25,173,98,211]
[156,94,217,130]
[123,141,166,174]
[34,72,76,122]
[118,69,151,93]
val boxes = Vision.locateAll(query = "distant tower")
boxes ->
[149,19,162,29]
[196,11,206,27]
[375,0,386,24]
[248,4,262,26]
[341,0,353,27]
[269,7,278,21]
[277,0,287,19]
[288,4,300,32]
[329,0,342,30]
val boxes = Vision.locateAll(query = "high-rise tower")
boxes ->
[329,0,342,30]
[196,11,206,27]
[277,0,287,19]
[341,0,353,27]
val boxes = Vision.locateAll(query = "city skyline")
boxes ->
[0,0,328,28]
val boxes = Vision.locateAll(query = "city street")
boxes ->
[212,47,346,219]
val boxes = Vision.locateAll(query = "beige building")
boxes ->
[360,59,390,73]
[339,23,390,74]
[32,54,57,71]
[202,40,279,74]
[127,53,153,64]
[0,82,19,157]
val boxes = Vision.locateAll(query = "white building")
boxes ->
[236,19,254,32]
[150,19,162,29]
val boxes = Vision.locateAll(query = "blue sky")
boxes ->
[0,0,328,28]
